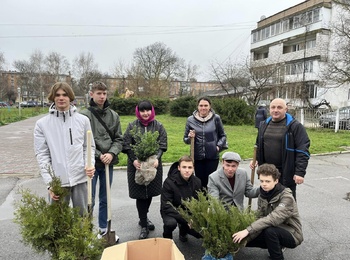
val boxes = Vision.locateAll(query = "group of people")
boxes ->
[34,81,310,260]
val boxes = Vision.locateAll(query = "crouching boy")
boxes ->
[232,164,303,260]
[161,155,202,242]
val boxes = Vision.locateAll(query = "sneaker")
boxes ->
[179,234,188,242]
[139,227,149,239]
[138,219,155,231]
[97,229,120,243]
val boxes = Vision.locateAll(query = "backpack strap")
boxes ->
[88,107,114,140]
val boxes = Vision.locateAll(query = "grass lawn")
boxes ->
[117,114,350,166]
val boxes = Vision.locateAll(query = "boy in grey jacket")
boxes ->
[232,164,303,260]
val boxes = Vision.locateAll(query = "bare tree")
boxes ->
[209,59,249,96]
[45,51,70,82]
[321,1,350,86]
[133,42,183,97]
[0,52,6,100]
[72,52,100,95]
[0,52,5,70]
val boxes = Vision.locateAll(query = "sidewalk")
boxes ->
[1,116,350,259]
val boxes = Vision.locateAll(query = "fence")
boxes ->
[291,107,350,132]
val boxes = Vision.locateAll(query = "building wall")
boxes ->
[250,0,350,108]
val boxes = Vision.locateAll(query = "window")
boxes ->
[306,11,313,23]
[271,24,275,36]
[275,22,280,34]
[313,8,320,22]
[306,83,317,98]
[293,15,300,29]
[306,39,316,49]
[282,20,289,32]
[305,60,314,73]
[265,27,270,38]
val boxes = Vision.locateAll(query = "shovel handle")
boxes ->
[105,164,112,220]
[86,131,93,206]
[248,145,257,209]
[190,136,195,160]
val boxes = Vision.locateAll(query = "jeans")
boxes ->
[91,165,114,230]
[246,226,297,260]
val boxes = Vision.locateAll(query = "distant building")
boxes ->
[250,0,350,108]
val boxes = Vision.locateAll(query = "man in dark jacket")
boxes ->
[161,155,202,242]
[80,81,123,240]
[232,164,303,260]
[250,98,310,199]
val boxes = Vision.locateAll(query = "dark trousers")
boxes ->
[194,159,219,188]
[136,197,152,228]
[162,215,201,239]
[246,226,297,260]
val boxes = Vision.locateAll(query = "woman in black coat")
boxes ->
[122,100,167,239]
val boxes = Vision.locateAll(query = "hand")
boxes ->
[293,175,304,185]
[153,158,159,168]
[188,130,196,138]
[48,188,60,201]
[133,160,141,170]
[101,153,113,165]
[249,160,258,170]
[85,166,95,178]
[232,229,249,243]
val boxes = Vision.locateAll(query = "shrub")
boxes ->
[130,128,160,162]
[178,192,256,259]
[169,96,196,117]
[212,97,254,125]
[110,97,169,115]
[14,175,104,260]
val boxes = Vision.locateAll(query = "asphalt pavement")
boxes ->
[1,115,350,259]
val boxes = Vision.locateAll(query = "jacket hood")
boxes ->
[266,113,294,126]
[89,98,110,110]
[49,103,77,121]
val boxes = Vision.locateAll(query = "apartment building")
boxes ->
[250,0,350,108]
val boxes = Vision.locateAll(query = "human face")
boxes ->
[197,100,211,117]
[139,109,151,120]
[90,90,107,109]
[54,88,71,111]
[222,160,239,178]
[269,98,287,121]
[178,161,194,181]
[259,174,278,192]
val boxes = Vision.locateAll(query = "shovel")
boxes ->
[248,145,257,211]
[86,131,93,221]
[102,164,117,247]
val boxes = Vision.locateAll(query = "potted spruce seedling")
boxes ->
[130,128,159,185]
[14,169,104,260]
[178,192,256,260]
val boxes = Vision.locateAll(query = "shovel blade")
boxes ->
[102,230,116,247]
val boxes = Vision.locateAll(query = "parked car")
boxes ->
[16,101,38,108]
[319,106,350,130]
[0,101,10,108]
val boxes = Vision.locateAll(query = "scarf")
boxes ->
[135,105,155,126]
[260,183,285,202]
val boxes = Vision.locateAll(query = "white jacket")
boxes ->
[34,104,95,187]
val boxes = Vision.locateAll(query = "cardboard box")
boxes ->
[101,237,185,260]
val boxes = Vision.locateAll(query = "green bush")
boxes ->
[169,96,196,117]
[109,97,169,115]
[14,176,104,260]
[212,97,254,125]
[178,192,256,258]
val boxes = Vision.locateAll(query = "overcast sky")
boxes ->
[0,0,304,80]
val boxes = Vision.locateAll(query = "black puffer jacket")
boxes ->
[160,162,202,223]
[122,119,167,199]
[183,110,227,160]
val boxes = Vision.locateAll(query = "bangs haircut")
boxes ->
[178,155,194,166]
[138,100,152,111]
[48,82,75,102]
[91,81,107,91]
[257,163,281,181]
[197,96,211,105]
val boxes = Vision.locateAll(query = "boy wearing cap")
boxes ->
[208,151,259,210]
